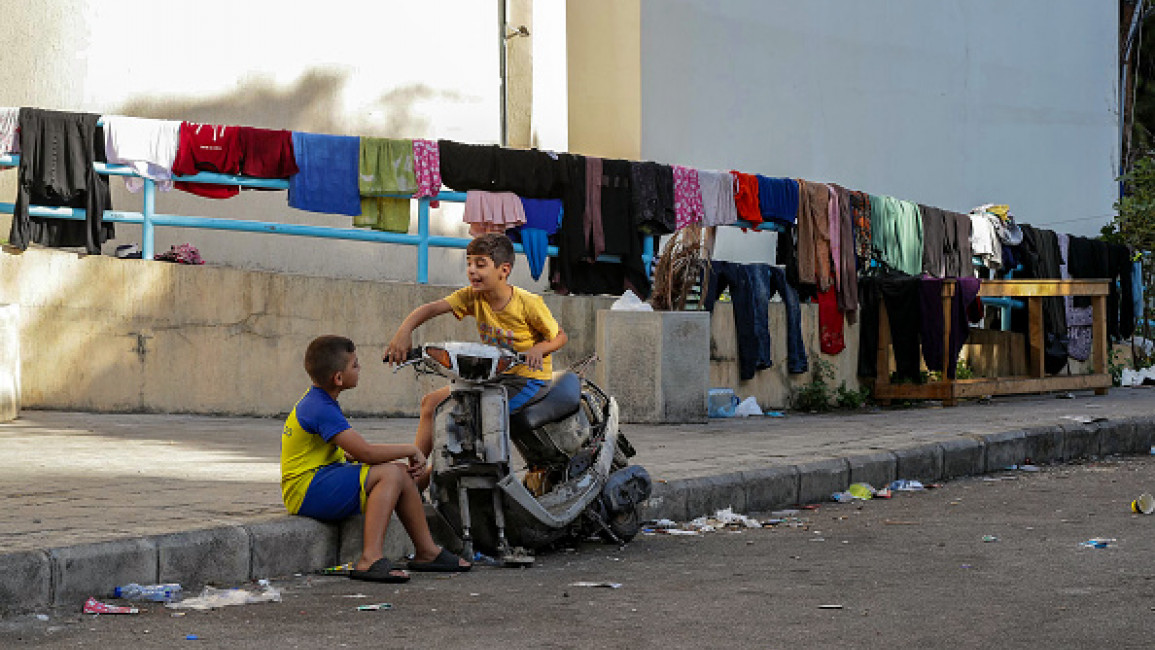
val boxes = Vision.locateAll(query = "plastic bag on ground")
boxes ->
[733,396,763,417]
[610,290,653,311]
[166,581,281,610]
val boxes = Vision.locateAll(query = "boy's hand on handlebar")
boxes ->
[524,347,545,371]
[384,333,412,365]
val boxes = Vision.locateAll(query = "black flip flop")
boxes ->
[348,558,411,583]
[407,548,471,573]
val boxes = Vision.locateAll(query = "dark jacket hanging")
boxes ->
[10,108,113,253]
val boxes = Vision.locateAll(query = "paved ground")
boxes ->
[8,454,1155,648]
[2,387,1152,553]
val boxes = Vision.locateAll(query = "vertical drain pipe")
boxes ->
[499,0,508,146]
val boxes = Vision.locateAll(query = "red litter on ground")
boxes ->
[83,597,140,615]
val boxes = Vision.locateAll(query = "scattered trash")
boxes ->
[316,563,353,576]
[874,488,893,499]
[341,593,370,599]
[830,491,855,503]
[982,535,999,543]
[1131,493,1155,515]
[83,598,140,615]
[733,396,763,417]
[888,480,925,492]
[1079,538,1116,549]
[1120,366,1155,387]
[847,483,876,500]
[185,634,200,641]
[708,507,763,528]
[471,551,501,566]
[708,388,739,418]
[1056,392,1076,399]
[765,411,786,417]
[818,604,843,610]
[113,582,183,602]
[356,603,393,611]
[651,518,678,529]
[770,509,800,517]
[1061,415,1108,424]
[1004,464,1041,472]
[610,290,652,311]
[34,614,49,622]
[167,581,281,610]
[569,582,622,589]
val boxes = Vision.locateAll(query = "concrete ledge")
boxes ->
[739,466,800,512]
[980,430,1028,470]
[0,550,50,615]
[156,526,250,589]
[245,516,337,580]
[846,452,897,489]
[682,472,748,518]
[796,458,849,504]
[338,514,415,564]
[893,444,944,482]
[1022,425,1064,464]
[49,538,157,607]
[638,480,688,521]
[939,438,984,479]
[1059,421,1102,460]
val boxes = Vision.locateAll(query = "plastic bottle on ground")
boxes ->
[113,583,183,602]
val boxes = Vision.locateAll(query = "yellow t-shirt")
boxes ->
[281,387,364,514]
[444,285,560,382]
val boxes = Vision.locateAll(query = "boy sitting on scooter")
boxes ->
[384,233,569,488]
[281,335,470,582]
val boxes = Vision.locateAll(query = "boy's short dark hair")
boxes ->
[466,233,515,269]
[305,335,355,386]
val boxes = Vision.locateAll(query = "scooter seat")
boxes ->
[510,371,582,431]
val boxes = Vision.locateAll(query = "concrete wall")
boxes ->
[0,248,613,417]
[566,0,641,160]
[636,0,1119,237]
[0,0,566,289]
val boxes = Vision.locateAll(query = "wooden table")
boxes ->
[872,279,1111,406]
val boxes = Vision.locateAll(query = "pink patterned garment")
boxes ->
[412,139,442,206]
[0,107,19,154]
[672,165,705,229]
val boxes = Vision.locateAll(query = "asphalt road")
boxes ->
[8,456,1155,649]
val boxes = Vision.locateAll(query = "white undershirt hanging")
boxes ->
[102,115,181,193]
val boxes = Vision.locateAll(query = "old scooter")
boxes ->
[395,342,652,565]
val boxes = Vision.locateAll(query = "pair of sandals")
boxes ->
[348,548,471,583]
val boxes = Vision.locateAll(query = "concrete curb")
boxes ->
[4,417,1154,615]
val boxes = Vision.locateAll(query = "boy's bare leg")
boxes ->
[415,385,451,490]
[394,470,470,568]
[354,463,409,578]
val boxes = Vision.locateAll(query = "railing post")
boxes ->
[142,178,156,260]
[417,197,430,284]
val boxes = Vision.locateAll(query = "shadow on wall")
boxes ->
[116,69,468,139]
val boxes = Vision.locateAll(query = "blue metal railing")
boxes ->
[0,153,660,284]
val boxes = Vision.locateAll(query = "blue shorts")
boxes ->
[500,375,547,412]
[297,462,367,521]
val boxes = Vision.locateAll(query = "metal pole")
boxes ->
[142,178,156,260]
[499,0,508,147]
[417,197,430,284]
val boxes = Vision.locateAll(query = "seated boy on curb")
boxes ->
[281,335,470,582]
[384,233,568,487]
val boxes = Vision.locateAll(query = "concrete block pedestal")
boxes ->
[594,310,709,423]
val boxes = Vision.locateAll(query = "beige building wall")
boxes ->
[0,0,563,289]
[565,0,641,160]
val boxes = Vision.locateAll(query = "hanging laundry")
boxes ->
[1109,242,1136,340]
[599,159,646,288]
[287,132,361,217]
[0,107,21,154]
[857,272,922,382]
[730,171,762,224]
[698,170,738,227]
[1013,225,1068,374]
[412,139,442,205]
[796,179,833,290]
[1058,234,1093,361]
[921,204,974,278]
[755,176,799,226]
[946,210,973,278]
[438,140,498,191]
[584,157,605,257]
[702,260,808,380]
[825,184,841,292]
[492,147,566,198]
[101,115,180,192]
[510,197,562,281]
[463,191,525,237]
[672,165,705,229]
[358,137,416,233]
[918,275,981,378]
[172,122,242,198]
[817,286,844,355]
[872,196,923,276]
[828,183,858,315]
[848,190,873,266]
[628,161,675,234]
[237,126,298,179]
[9,108,113,253]
[968,207,1003,271]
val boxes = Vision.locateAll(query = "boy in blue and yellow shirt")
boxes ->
[282,335,469,582]
[384,233,568,486]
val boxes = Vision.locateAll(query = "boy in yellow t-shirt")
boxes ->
[384,233,568,487]
[282,335,469,582]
